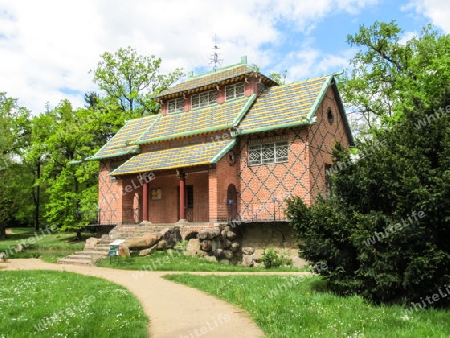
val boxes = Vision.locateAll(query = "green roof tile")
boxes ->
[237,75,331,134]
[137,96,254,144]
[155,64,255,98]
[87,115,158,160]
[111,139,236,176]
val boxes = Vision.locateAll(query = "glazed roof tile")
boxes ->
[88,115,158,160]
[111,139,236,176]
[237,75,331,134]
[137,95,255,144]
[155,64,255,98]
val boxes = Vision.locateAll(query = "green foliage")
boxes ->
[260,247,292,269]
[286,96,450,305]
[92,46,183,117]
[341,21,450,133]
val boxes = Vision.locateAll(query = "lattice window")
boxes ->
[275,142,289,162]
[191,90,217,109]
[168,98,184,113]
[248,141,288,165]
[225,82,245,101]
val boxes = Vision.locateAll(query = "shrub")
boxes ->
[260,247,292,269]
[286,100,450,306]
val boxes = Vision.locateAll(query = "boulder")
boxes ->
[223,250,234,260]
[203,255,217,262]
[219,259,230,265]
[0,253,7,263]
[157,239,167,250]
[230,242,240,252]
[184,239,201,256]
[118,245,130,257]
[201,240,212,252]
[125,233,161,249]
[213,248,224,259]
[198,228,221,240]
[211,238,220,251]
[84,237,100,250]
[16,244,24,252]
[242,254,254,267]
[242,246,254,255]
[139,244,157,256]
[222,239,232,249]
[226,231,237,240]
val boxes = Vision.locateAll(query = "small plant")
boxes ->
[260,247,292,269]
[174,240,188,251]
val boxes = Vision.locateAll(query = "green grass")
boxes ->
[0,270,148,337]
[0,227,86,262]
[164,274,450,338]
[97,249,307,272]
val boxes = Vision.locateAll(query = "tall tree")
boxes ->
[340,22,450,130]
[91,46,183,117]
[0,93,33,238]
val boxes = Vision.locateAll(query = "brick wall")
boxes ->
[238,128,310,221]
[209,145,240,222]
[308,86,351,203]
[98,160,123,225]
[147,173,180,223]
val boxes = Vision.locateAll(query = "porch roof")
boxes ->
[110,138,236,176]
[87,115,158,160]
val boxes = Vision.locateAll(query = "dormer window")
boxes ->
[225,82,245,101]
[168,98,184,113]
[191,90,217,109]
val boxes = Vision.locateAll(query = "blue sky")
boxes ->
[0,0,448,114]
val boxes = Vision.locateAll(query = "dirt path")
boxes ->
[2,259,311,337]
[5,228,12,235]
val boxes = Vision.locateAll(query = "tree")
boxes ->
[286,92,450,305]
[39,100,103,238]
[0,93,33,237]
[91,46,183,117]
[340,22,450,131]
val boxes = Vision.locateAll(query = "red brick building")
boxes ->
[88,57,354,227]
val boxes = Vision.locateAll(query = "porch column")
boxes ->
[179,171,186,221]
[142,181,148,222]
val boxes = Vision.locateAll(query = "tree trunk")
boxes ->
[34,158,41,231]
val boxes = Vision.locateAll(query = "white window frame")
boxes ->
[225,82,245,101]
[167,98,184,114]
[191,90,217,109]
[248,141,288,166]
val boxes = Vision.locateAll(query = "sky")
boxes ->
[0,0,449,115]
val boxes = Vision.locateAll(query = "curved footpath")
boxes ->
[2,259,311,338]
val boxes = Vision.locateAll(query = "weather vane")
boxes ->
[209,35,223,72]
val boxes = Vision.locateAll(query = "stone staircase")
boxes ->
[57,224,181,266]
[57,235,112,266]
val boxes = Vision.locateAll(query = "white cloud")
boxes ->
[405,0,450,33]
[0,0,378,114]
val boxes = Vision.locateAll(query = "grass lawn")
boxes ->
[97,249,308,273]
[0,227,87,263]
[0,270,148,337]
[164,274,450,338]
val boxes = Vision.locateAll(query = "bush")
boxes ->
[286,100,450,306]
[260,247,292,269]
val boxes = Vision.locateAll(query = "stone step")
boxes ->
[57,258,92,266]
[90,245,111,251]
[64,254,93,260]
[75,251,108,257]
